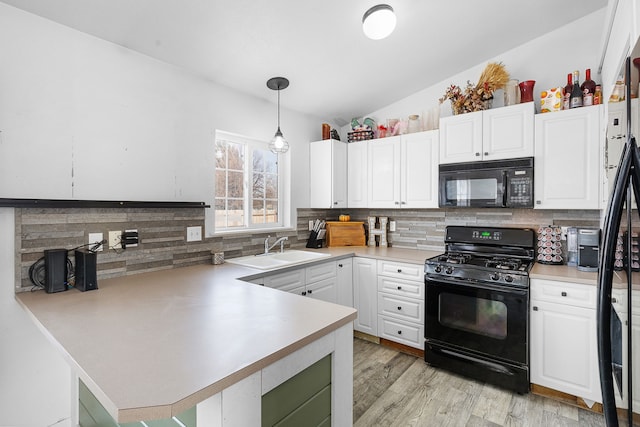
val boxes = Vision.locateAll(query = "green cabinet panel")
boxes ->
[79,380,196,427]
[273,385,331,427]
[262,354,332,427]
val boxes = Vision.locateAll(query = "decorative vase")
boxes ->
[519,80,536,103]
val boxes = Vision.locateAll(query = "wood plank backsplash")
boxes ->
[14,207,601,292]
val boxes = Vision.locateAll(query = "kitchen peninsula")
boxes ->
[17,263,356,426]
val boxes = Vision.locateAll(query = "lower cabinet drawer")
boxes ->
[378,292,423,323]
[377,316,424,350]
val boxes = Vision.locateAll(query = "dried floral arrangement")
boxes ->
[439,62,510,115]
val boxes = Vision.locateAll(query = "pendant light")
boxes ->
[362,4,396,40]
[266,77,290,154]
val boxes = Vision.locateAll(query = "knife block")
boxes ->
[306,230,323,248]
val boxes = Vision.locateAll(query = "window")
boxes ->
[215,131,282,231]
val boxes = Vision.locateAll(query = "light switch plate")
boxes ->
[389,221,396,232]
[88,232,104,252]
[108,231,121,249]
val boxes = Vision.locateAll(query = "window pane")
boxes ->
[215,141,226,168]
[227,143,244,170]
[265,174,278,198]
[265,200,278,223]
[227,199,244,227]
[253,173,264,198]
[252,199,265,224]
[253,150,264,172]
[228,171,244,198]
[215,170,227,197]
[264,151,277,174]
[214,199,227,228]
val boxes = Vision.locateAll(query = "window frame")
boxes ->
[214,130,284,233]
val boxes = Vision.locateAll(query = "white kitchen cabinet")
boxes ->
[263,261,339,304]
[353,257,378,335]
[336,258,353,307]
[367,131,439,208]
[534,106,603,209]
[439,103,534,164]
[376,260,424,349]
[309,139,347,208]
[439,110,483,164]
[264,269,305,292]
[347,141,368,208]
[530,279,601,404]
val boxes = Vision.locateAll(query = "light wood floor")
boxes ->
[353,338,606,426]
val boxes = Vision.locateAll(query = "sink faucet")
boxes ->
[264,235,288,254]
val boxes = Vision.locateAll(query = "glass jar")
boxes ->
[407,115,420,133]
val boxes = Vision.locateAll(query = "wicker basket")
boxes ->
[347,130,374,142]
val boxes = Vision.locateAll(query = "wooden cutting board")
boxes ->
[325,221,366,247]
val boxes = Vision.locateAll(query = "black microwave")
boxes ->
[439,157,534,208]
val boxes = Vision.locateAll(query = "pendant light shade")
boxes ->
[266,77,290,154]
[362,4,396,40]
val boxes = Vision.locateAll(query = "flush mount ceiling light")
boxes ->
[266,77,290,154]
[362,4,396,40]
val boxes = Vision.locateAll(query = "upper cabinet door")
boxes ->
[482,102,534,160]
[439,110,483,164]
[309,139,347,208]
[534,106,602,209]
[347,141,368,208]
[368,136,401,208]
[401,130,439,208]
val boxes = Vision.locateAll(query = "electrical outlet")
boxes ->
[88,232,104,252]
[187,226,202,242]
[108,231,121,249]
[389,221,396,232]
[309,220,314,231]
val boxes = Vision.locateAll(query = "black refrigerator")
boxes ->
[598,57,639,426]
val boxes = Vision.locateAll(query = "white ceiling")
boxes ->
[2,0,608,125]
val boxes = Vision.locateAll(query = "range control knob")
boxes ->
[434,265,442,273]
[445,266,454,275]
[504,275,514,283]
[490,273,500,281]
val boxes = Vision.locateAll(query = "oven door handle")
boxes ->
[425,275,528,296]
[502,171,508,207]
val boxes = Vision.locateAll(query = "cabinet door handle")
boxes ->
[612,297,618,303]
[397,269,402,273]
[397,306,402,311]
[397,286,402,290]
[533,306,538,311]
[536,200,541,205]
[302,291,307,296]
[475,152,480,157]
[397,330,402,335]
[338,263,343,267]
[333,201,338,205]
[484,152,489,156]
[308,289,313,294]
[395,201,400,205]
[401,201,407,205]
[561,291,567,297]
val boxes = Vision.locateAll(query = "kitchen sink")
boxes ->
[226,250,330,270]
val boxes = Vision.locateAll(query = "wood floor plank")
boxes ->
[353,351,416,420]
[471,383,514,425]
[352,338,606,427]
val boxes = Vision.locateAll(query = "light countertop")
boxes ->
[17,244,615,423]
[16,263,356,423]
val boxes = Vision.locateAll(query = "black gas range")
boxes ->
[424,226,535,394]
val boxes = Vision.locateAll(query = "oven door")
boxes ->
[425,276,528,365]
[438,167,505,208]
